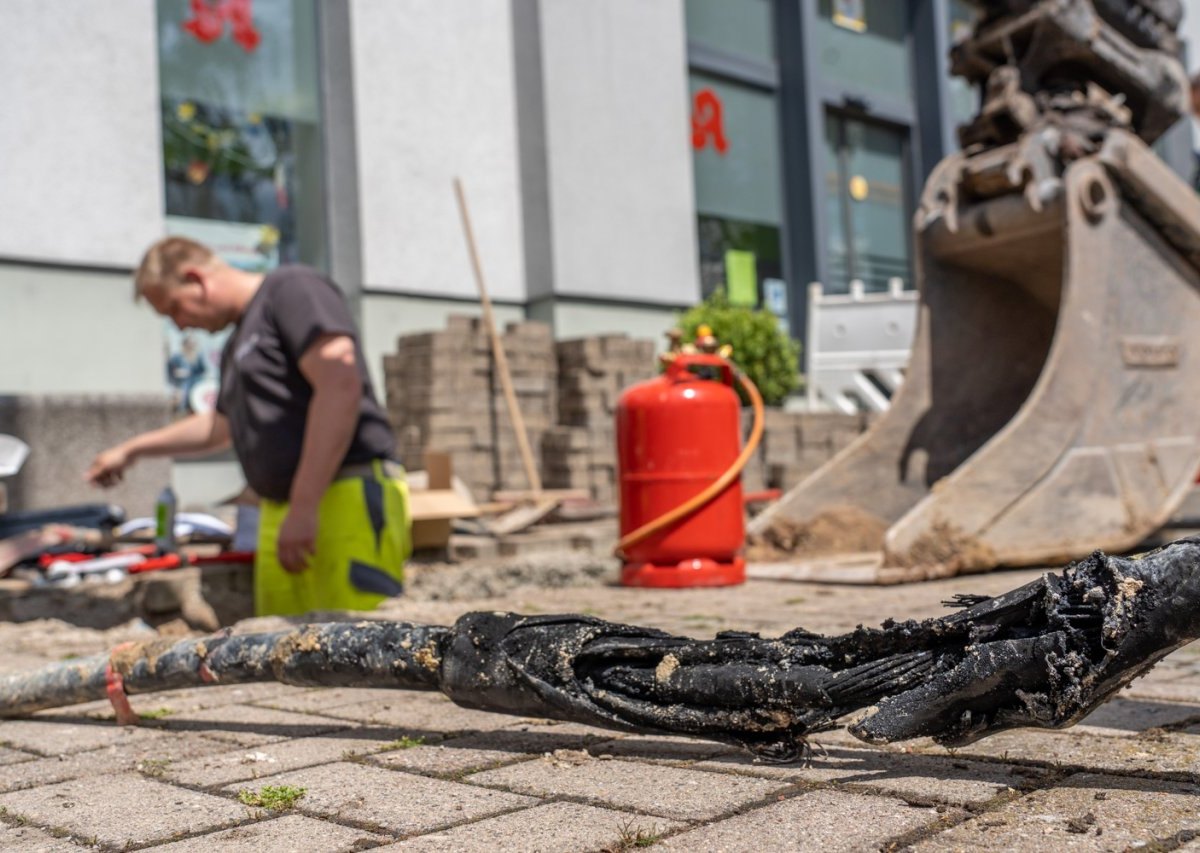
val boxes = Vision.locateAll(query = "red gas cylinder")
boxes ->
[616,353,746,587]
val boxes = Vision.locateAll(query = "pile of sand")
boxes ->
[746,505,888,561]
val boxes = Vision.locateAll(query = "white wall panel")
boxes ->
[0,266,163,394]
[350,0,526,301]
[0,1,164,267]
[539,0,700,304]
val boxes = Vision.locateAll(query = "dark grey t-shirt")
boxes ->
[216,265,395,501]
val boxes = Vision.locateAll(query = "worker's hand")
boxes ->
[85,446,132,488]
[277,505,318,574]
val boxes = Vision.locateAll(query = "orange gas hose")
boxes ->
[614,366,765,559]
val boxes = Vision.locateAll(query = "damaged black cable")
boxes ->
[3,539,1199,763]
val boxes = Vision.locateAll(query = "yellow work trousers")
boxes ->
[255,461,411,617]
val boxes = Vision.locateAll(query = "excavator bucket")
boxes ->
[751,0,1200,578]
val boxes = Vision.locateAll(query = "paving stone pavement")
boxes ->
[1,567,1200,850]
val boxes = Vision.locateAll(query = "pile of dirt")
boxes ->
[891,519,997,575]
[405,552,617,602]
[746,506,888,561]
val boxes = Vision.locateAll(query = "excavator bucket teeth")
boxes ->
[753,134,1200,575]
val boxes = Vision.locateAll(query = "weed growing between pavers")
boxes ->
[138,707,174,720]
[382,736,426,751]
[136,758,172,778]
[0,806,29,826]
[237,784,307,810]
[609,818,665,850]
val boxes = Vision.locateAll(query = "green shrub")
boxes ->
[677,289,802,406]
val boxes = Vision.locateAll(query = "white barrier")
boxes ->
[804,278,918,413]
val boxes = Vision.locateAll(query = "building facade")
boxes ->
[2,0,1195,400]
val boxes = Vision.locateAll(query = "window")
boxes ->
[685,0,775,63]
[824,113,911,292]
[690,72,784,310]
[815,0,911,106]
[686,0,789,328]
[156,0,325,271]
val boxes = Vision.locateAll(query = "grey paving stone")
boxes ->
[161,704,351,746]
[468,754,787,821]
[367,739,532,782]
[142,682,311,714]
[368,725,598,778]
[316,693,517,736]
[0,749,34,768]
[30,699,115,721]
[0,822,81,852]
[0,772,244,849]
[18,735,226,789]
[27,684,312,724]
[163,728,406,788]
[923,726,1200,776]
[382,801,685,852]
[251,686,417,714]
[222,761,537,836]
[1122,667,1200,704]
[0,715,159,755]
[0,732,231,794]
[502,718,627,741]
[699,746,1038,807]
[587,734,739,763]
[914,773,1200,851]
[808,725,905,750]
[1072,697,1200,736]
[142,813,389,852]
[657,789,945,853]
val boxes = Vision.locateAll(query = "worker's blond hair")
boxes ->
[133,237,215,302]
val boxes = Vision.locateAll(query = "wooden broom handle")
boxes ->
[453,177,543,498]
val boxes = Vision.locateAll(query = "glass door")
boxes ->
[823,112,912,293]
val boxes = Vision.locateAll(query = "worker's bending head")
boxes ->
[134,237,261,333]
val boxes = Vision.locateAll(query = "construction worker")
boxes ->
[86,237,410,617]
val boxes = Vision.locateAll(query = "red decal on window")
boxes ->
[183,0,261,52]
[691,89,729,155]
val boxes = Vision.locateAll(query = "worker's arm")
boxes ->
[85,411,231,488]
[276,334,362,573]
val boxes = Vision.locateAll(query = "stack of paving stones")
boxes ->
[4,573,1200,850]
[386,319,872,505]
[385,316,556,499]
[544,335,658,503]
[744,409,874,493]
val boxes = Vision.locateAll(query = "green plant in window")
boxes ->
[161,99,271,186]
[678,288,802,406]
